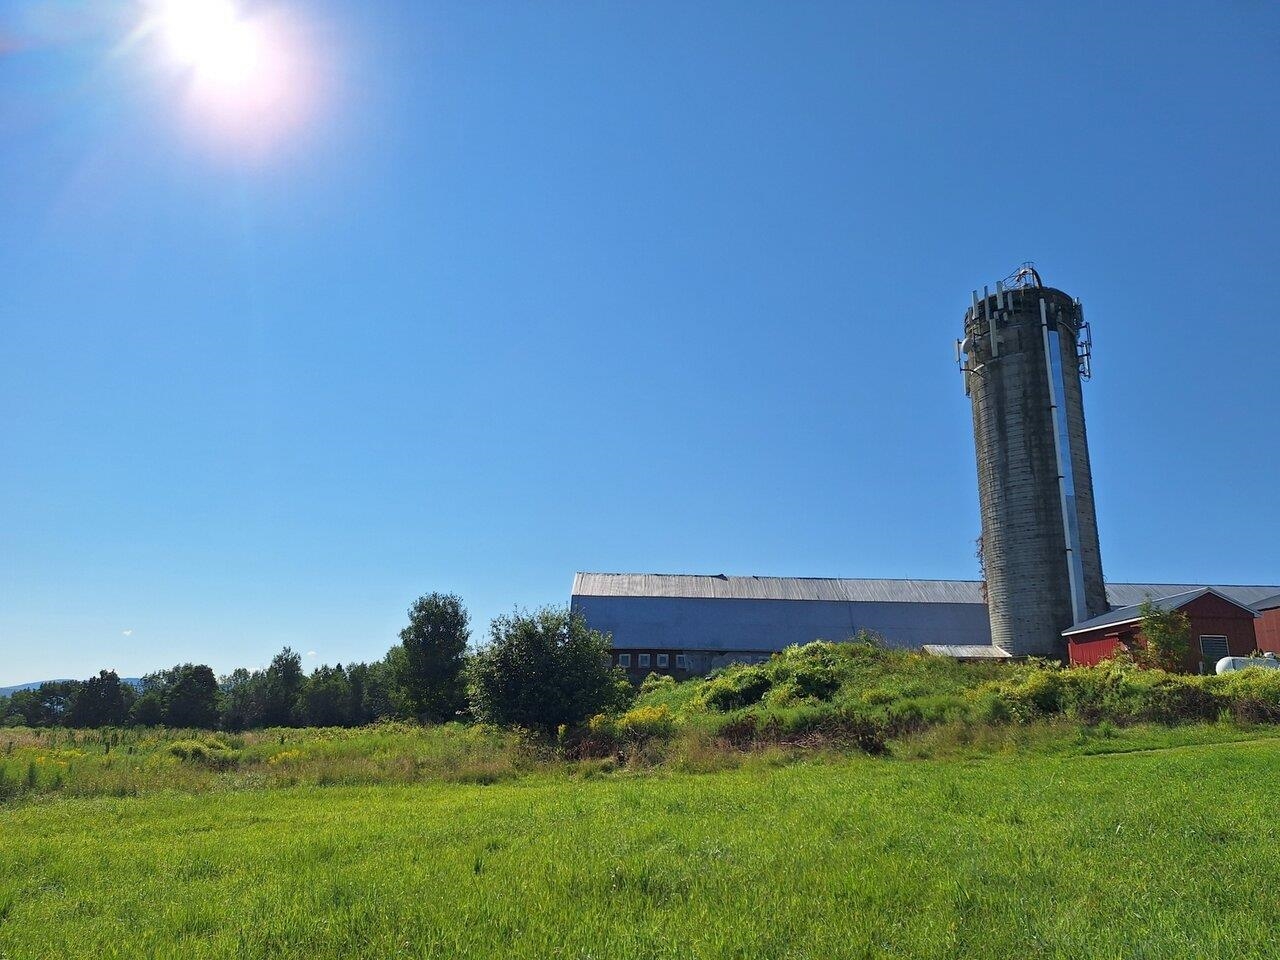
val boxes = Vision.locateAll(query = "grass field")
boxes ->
[4,726,1280,959]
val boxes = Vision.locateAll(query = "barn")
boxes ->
[571,573,1280,678]
[1253,593,1280,655]
[1062,588,1261,673]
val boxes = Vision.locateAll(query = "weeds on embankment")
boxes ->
[574,639,1280,758]
[5,640,1280,803]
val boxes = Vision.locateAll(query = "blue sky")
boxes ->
[2,1,1277,685]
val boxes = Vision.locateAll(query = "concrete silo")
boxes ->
[958,264,1107,658]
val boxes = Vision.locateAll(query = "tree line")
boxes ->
[0,596,631,735]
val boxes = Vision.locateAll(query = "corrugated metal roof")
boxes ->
[1249,592,1280,612]
[1062,588,1211,635]
[1062,587,1262,636]
[572,573,1280,608]
[922,644,1012,659]
[1103,583,1280,607]
[572,573,988,603]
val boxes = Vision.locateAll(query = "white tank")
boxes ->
[1215,654,1280,674]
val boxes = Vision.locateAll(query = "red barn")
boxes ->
[1255,593,1280,655]
[1062,588,1259,673]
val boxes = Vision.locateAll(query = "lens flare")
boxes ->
[142,0,317,155]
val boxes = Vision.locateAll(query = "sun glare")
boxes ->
[143,0,317,155]
[159,0,265,87]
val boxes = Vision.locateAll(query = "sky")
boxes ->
[1,1,1278,686]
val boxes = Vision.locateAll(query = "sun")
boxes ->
[141,0,316,152]
[157,0,266,90]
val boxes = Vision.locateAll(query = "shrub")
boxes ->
[1137,599,1191,671]
[168,738,240,769]
[581,705,675,748]
[701,667,773,711]
[969,671,1059,723]
[616,705,675,741]
[1214,668,1280,723]
[765,657,841,706]
[466,607,632,735]
[638,673,676,696]
[882,694,966,732]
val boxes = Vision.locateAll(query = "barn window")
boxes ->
[638,654,651,668]
[1199,635,1230,665]
[617,653,631,668]
[675,654,687,668]
[657,654,669,668]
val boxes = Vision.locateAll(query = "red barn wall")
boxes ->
[1068,630,1131,667]
[1067,593,1257,672]
[1257,608,1280,655]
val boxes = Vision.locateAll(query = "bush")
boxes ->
[168,737,240,769]
[969,663,1275,728]
[616,705,675,741]
[973,669,1065,722]
[882,694,966,732]
[638,673,676,696]
[587,705,676,745]
[467,607,632,735]
[1213,668,1280,723]
[700,667,773,711]
[764,647,841,706]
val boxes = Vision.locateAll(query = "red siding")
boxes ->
[1067,593,1258,673]
[1257,608,1280,655]
[1068,628,1135,667]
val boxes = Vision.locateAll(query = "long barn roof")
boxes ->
[571,573,1280,609]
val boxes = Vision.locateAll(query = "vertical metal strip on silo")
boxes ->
[984,285,999,358]
[1040,298,1088,625]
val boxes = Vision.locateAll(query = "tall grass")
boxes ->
[0,723,536,801]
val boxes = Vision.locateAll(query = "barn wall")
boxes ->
[571,595,993,657]
[1179,594,1259,670]
[1067,632,1126,667]
[1256,609,1280,655]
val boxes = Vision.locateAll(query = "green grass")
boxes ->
[3,727,1280,959]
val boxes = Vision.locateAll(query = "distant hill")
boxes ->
[1,678,144,696]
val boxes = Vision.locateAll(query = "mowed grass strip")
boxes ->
[3,738,1280,960]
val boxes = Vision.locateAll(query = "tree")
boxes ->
[349,651,412,724]
[69,670,134,728]
[7,682,80,727]
[299,664,353,727]
[1137,599,1191,671]
[163,664,220,728]
[397,593,470,722]
[218,667,266,732]
[130,692,165,727]
[466,607,630,735]
[261,648,304,727]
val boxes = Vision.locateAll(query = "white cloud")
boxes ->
[122,629,133,637]
[305,650,317,657]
